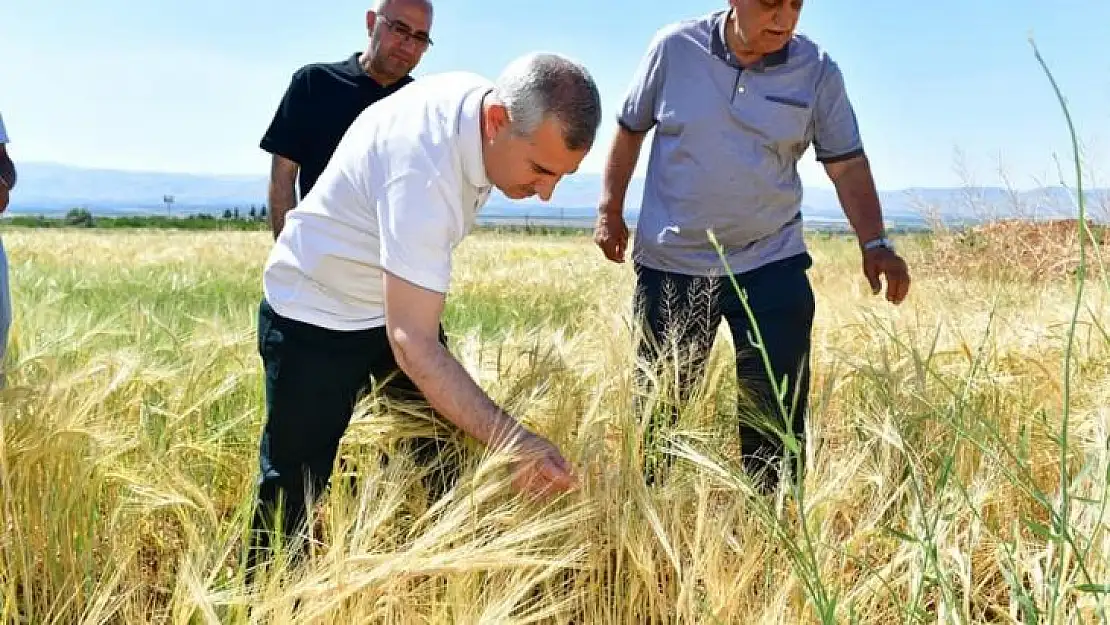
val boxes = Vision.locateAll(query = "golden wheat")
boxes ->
[0,227,1106,624]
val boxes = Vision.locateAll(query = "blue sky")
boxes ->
[1,0,1108,190]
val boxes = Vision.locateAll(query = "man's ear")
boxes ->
[483,102,511,143]
[365,9,377,34]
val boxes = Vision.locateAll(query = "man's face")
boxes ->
[366,0,433,83]
[485,112,588,202]
[732,0,803,54]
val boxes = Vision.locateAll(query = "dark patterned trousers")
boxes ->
[633,253,816,491]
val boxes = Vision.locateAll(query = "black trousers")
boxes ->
[248,299,460,566]
[633,253,815,490]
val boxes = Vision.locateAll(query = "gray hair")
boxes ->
[493,52,602,152]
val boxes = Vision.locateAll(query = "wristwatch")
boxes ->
[862,236,895,252]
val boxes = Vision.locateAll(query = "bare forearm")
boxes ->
[267,155,300,238]
[267,182,297,238]
[828,156,885,245]
[391,335,525,449]
[600,127,646,214]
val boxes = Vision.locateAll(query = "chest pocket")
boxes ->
[654,105,685,137]
[733,94,813,158]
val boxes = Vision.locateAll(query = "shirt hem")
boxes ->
[617,116,654,134]
[816,147,865,164]
[262,288,387,332]
[633,238,809,277]
[380,259,449,295]
[259,137,305,165]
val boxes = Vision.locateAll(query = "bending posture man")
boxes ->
[0,111,16,388]
[595,1,911,491]
[251,52,603,565]
[260,0,435,238]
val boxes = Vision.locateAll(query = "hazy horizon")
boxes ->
[4,161,1106,228]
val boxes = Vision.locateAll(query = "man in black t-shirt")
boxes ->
[260,0,435,238]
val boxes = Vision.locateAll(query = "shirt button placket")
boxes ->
[735,69,747,107]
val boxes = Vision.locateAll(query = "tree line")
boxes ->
[4,206,272,231]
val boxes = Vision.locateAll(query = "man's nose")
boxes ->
[397,35,422,54]
[537,177,559,201]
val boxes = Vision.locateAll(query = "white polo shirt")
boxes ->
[262,72,494,331]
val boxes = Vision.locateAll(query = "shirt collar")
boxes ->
[459,86,492,192]
[709,9,791,69]
[345,51,410,88]
[346,51,363,76]
[345,52,377,83]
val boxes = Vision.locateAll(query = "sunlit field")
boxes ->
[1,226,1107,624]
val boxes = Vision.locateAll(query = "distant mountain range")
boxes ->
[4,162,1108,226]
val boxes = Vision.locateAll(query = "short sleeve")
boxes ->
[618,29,669,133]
[259,68,310,164]
[0,112,8,144]
[813,58,865,163]
[376,171,463,294]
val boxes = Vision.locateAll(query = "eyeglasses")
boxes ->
[379,15,433,48]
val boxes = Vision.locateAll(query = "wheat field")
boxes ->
[0,226,1107,624]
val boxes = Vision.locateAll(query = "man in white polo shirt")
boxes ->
[0,111,16,387]
[250,52,602,563]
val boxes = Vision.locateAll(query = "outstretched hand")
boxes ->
[594,211,629,263]
[863,247,911,305]
[507,430,578,499]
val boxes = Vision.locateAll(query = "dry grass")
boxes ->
[0,227,1108,624]
[924,219,1110,283]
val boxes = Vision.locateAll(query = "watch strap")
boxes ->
[862,236,895,252]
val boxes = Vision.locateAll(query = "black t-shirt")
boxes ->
[260,52,413,198]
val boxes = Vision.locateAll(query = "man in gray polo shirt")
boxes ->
[595,1,910,491]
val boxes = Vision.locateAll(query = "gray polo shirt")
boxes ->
[619,10,865,276]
